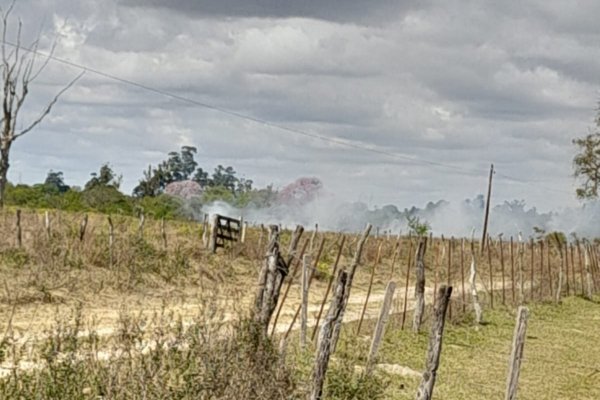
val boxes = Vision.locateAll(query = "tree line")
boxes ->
[5,146,278,219]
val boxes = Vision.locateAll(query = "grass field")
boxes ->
[0,209,597,398]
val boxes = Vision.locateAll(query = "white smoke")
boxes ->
[200,193,600,240]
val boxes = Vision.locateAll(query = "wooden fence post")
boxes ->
[283,237,326,340]
[460,238,466,312]
[529,238,534,302]
[271,238,309,336]
[241,221,248,244]
[312,235,346,341]
[331,224,372,351]
[356,242,382,335]
[416,285,453,400]
[79,214,88,242]
[365,281,396,375]
[447,238,453,319]
[300,254,311,349]
[505,306,530,400]
[309,271,348,400]
[401,238,414,330]
[15,209,22,248]
[584,244,594,299]
[202,213,209,249]
[540,240,545,300]
[160,217,167,249]
[487,235,494,309]
[44,210,50,239]
[500,236,506,305]
[553,233,564,304]
[412,238,427,333]
[108,216,114,268]
[517,233,525,305]
[469,239,483,324]
[209,214,219,254]
[510,236,515,304]
[254,225,288,333]
[138,212,145,240]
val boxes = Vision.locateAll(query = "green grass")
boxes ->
[335,296,600,399]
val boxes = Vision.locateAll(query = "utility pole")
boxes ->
[481,164,494,255]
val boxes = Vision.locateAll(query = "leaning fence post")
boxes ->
[412,238,427,333]
[312,235,346,341]
[416,285,453,400]
[309,270,348,400]
[300,254,311,349]
[584,244,594,299]
[330,224,372,351]
[15,209,22,248]
[365,281,396,375]
[160,217,168,249]
[79,214,88,242]
[44,210,51,239]
[138,212,145,240]
[209,214,219,254]
[469,238,483,324]
[108,216,114,268]
[241,221,248,244]
[202,213,209,249]
[357,242,382,335]
[505,306,530,400]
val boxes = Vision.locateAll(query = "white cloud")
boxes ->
[4,0,599,214]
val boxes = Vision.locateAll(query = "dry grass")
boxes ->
[0,209,597,399]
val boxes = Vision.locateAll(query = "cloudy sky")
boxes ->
[4,0,599,210]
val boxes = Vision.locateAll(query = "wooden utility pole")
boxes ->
[481,163,494,255]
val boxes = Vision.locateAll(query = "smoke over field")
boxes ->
[202,191,600,239]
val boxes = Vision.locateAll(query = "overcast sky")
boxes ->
[5,0,600,210]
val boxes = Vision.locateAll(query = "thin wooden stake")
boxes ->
[309,271,348,400]
[356,242,383,335]
[312,236,346,341]
[365,281,396,375]
[487,235,494,309]
[401,238,414,330]
[160,217,167,249]
[270,239,309,336]
[540,240,545,300]
[469,239,483,325]
[460,238,466,312]
[300,254,311,349]
[15,209,22,248]
[44,211,50,239]
[500,237,506,305]
[78,214,88,242]
[505,306,530,400]
[412,238,427,333]
[416,285,453,400]
[510,236,515,304]
[108,216,114,268]
[529,238,534,302]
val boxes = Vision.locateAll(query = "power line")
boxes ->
[1,39,574,196]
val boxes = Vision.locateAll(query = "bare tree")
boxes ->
[0,1,82,206]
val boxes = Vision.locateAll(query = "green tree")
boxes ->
[85,163,121,190]
[211,165,237,192]
[573,103,600,199]
[44,170,70,193]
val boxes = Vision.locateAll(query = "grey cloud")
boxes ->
[118,0,424,25]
